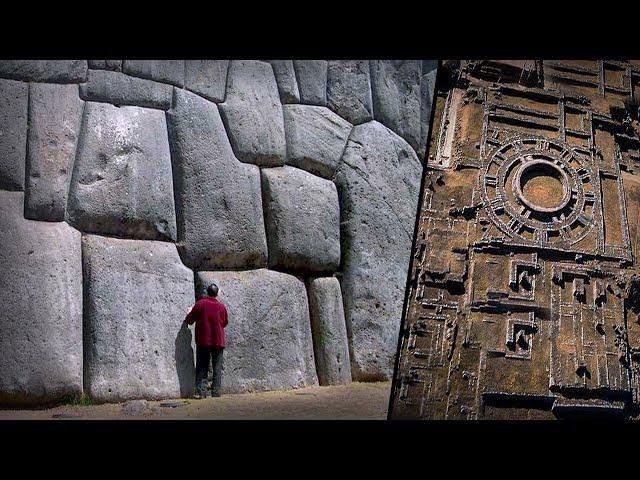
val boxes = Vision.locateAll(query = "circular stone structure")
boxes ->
[481,137,597,246]
[514,159,571,213]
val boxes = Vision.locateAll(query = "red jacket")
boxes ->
[185,297,228,348]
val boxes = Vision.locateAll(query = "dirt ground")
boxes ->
[0,381,391,420]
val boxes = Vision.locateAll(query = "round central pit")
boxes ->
[515,159,570,213]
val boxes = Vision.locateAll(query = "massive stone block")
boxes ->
[335,121,422,380]
[123,60,185,87]
[261,166,340,273]
[80,69,173,110]
[293,60,327,106]
[167,88,267,270]
[269,60,300,103]
[370,60,422,153]
[0,191,82,406]
[419,60,438,160]
[185,60,229,102]
[219,60,286,167]
[0,60,87,83]
[196,269,317,393]
[82,235,196,402]
[307,277,352,386]
[24,83,84,221]
[283,104,352,179]
[0,79,27,191]
[327,60,373,125]
[88,60,122,72]
[67,102,177,241]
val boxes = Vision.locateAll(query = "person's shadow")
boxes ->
[175,322,195,398]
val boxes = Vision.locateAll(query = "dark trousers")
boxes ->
[195,345,224,397]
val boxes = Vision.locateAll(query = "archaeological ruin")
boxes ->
[0,60,436,406]
[390,60,640,419]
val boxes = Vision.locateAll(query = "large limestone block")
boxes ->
[293,60,327,106]
[82,235,196,402]
[370,60,422,153]
[219,60,286,167]
[167,88,267,270]
[335,121,422,380]
[0,192,82,406]
[0,79,27,191]
[88,60,122,72]
[185,60,229,102]
[123,60,185,87]
[196,269,317,393]
[419,60,438,160]
[80,69,173,109]
[327,60,373,125]
[24,83,84,221]
[283,104,352,179]
[307,277,352,386]
[268,60,300,103]
[67,102,177,241]
[261,166,340,273]
[0,60,87,83]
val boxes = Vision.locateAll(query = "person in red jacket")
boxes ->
[184,282,229,398]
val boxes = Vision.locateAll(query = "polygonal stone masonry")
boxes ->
[293,60,327,106]
[25,83,84,221]
[185,60,229,103]
[261,166,341,273]
[0,78,28,191]
[370,60,422,154]
[88,60,122,72]
[0,191,83,406]
[0,60,87,83]
[219,60,286,167]
[283,104,352,179]
[82,234,196,403]
[307,277,352,386]
[80,69,173,110]
[167,88,268,270]
[196,269,318,393]
[269,60,300,103]
[327,60,373,125]
[335,121,422,381]
[122,60,185,87]
[66,101,177,241]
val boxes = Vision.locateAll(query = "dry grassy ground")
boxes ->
[0,381,391,420]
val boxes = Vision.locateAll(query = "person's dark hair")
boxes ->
[207,283,219,297]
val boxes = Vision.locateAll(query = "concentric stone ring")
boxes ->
[514,159,572,214]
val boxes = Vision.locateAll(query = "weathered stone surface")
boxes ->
[262,166,340,273]
[327,60,373,125]
[293,60,327,106]
[0,79,27,191]
[196,269,317,393]
[219,60,286,167]
[67,102,177,241]
[268,60,300,103]
[418,61,438,160]
[82,235,195,402]
[0,60,87,83]
[0,191,82,406]
[335,121,422,380]
[24,83,84,221]
[123,60,185,87]
[307,277,352,386]
[185,60,229,102]
[283,104,352,179]
[79,69,173,109]
[167,88,267,270]
[88,60,122,72]
[370,60,422,153]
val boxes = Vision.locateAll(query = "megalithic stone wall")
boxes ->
[0,59,436,405]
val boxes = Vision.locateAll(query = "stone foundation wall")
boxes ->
[0,59,436,405]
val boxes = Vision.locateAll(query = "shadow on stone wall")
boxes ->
[175,323,195,397]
